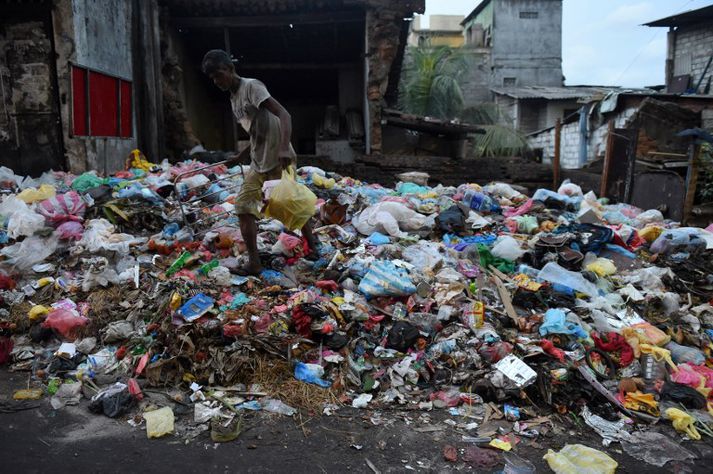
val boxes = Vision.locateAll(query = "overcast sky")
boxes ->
[421,0,712,87]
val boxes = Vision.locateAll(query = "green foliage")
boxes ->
[399,46,471,120]
[462,104,529,157]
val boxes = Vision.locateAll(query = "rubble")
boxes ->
[1,156,713,469]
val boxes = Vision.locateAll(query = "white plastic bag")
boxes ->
[491,235,526,261]
[76,219,146,254]
[352,202,435,238]
[0,235,58,271]
[0,195,45,238]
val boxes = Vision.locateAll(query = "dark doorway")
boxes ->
[0,5,65,176]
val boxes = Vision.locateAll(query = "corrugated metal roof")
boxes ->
[490,86,655,100]
[644,5,713,27]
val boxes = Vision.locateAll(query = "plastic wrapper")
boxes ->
[263,168,317,231]
[144,406,174,438]
[294,362,331,387]
[621,431,695,467]
[543,444,617,474]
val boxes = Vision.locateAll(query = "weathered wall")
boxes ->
[459,50,491,107]
[528,107,637,169]
[52,0,136,174]
[0,15,64,175]
[491,0,563,88]
[672,23,713,92]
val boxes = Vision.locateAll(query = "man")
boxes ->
[202,49,317,275]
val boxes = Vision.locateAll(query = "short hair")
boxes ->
[202,50,234,75]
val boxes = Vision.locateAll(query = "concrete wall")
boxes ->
[460,50,491,107]
[491,0,563,88]
[527,107,637,169]
[52,0,136,174]
[408,15,464,47]
[672,23,713,92]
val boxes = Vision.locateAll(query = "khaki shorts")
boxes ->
[234,163,294,217]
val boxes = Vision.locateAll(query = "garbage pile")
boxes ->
[2,155,713,466]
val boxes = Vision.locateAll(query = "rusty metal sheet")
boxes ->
[630,171,685,221]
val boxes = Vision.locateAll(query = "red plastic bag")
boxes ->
[42,308,88,340]
[56,221,84,240]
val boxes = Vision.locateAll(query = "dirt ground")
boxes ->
[2,369,713,473]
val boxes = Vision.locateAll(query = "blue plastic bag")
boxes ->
[539,309,587,338]
[365,232,390,246]
[294,362,331,388]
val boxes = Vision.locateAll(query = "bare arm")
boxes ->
[225,145,250,167]
[261,97,292,159]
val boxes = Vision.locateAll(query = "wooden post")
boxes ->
[553,118,561,189]
[683,143,701,225]
[600,120,614,198]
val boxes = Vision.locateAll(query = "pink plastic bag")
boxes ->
[278,232,302,252]
[38,191,86,225]
[56,221,84,240]
[42,308,88,340]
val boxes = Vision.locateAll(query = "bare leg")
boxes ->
[238,213,263,274]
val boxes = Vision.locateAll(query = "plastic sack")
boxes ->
[635,209,664,225]
[42,308,89,340]
[77,219,146,254]
[358,260,416,298]
[56,221,84,240]
[0,195,46,238]
[38,191,86,225]
[543,444,617,474]
[491,235,525,261]
[1,235,58,271]
[17,184,56,204]
[537,262,599,297]
[353,201,434,238]
[263,168,317,231]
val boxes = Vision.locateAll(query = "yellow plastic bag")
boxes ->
[586,258,617,277]
[263,168,317,231]
[639,225,663,242]
[144,406,174,438]
[622,322,670,348]
[312,173,335,190]
[624,390,660,416]
[665,407,701,440]
[543,444,618,474]
[17,184,56,204]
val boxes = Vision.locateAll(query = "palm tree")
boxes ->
[399,45,470,120]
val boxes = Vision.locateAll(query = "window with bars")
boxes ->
[71,65,132,138]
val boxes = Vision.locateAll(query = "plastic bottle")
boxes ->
[166,251,191,276]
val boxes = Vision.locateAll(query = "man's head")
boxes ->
[202,49,236,91]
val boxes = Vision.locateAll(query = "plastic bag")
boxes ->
[665,341,706,365]
[621,431,695,467]
[635,209,664,225]
[56,221,84,240]
[263,168,317,231]
[538,262,599,297]
[650,227,712,254]
[543,444,617,474]
[353,201,434,238]
[402,241,444,271]
[491,235,525,261]
[71,173,104,193]
[622,322,670,347]
[38,191,86,225]
[294,362,331,388]
[557,179,583,197]
[539,309,588,338]
[17,184,56,204]
[358,260,416,297]
[77,219,146,254]
[665,407,701,440]
[42,308,89,340]
[144,406,174,438]
[0,195,45,238]
[1,235,58,271]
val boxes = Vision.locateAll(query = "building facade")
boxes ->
[460,0,563,107]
